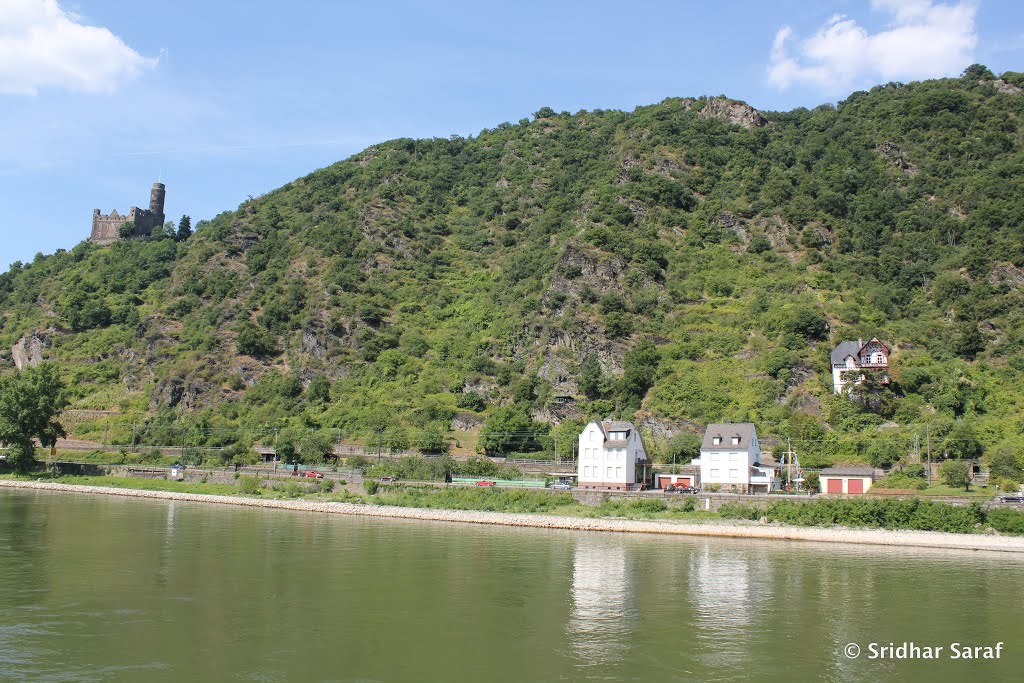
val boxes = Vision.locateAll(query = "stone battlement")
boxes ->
[90,183,166,245]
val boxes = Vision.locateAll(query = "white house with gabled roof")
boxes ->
[577,420,648,490]
[830,337,890,395]
[690,423,778,493]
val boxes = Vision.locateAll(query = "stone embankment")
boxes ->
[3,479,1023,553]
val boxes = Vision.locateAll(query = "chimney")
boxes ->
[858,337,863,348]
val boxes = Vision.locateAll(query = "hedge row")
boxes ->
[718,497,1024,535]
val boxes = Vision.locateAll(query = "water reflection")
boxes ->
[568,534,636,667]
[688,545,772,670]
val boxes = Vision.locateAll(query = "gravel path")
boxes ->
[3,479,1023,553]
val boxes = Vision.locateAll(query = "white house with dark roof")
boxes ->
[830,338,890,395]
[577,420,648,490]
[690,423,778,493]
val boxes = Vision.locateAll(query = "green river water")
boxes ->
[0,489,1021,682]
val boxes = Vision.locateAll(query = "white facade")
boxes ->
[691,423,776,492]
[577,420,648,490]
[830,338,890,395]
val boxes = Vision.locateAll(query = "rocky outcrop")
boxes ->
[982,79,1023,95]
[697,97,767,128]
[11,334,50,370]
[876,142,918,175]
[152,376,210,410]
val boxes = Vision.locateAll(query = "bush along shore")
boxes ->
[3,475,1024,552]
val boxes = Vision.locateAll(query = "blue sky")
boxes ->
[2,0,1023,271]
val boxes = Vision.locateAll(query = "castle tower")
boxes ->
[90,182,167,245]
[149,182,166,225]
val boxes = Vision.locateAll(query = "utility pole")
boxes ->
[131,421,137,453]
[926,422,931,486]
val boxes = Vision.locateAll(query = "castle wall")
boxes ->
[90,183,167,246]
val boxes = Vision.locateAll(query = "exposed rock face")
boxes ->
[876,142,918,175]
[988,263,1024,289]
[152,376,209,409]
[982,79,1024,95]
[300,328,326,358]
[638,416,703,444]
[697,97,767,128]
[451,413,483,431]
[11,334,50,370]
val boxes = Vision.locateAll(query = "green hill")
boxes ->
[3,66,1024,468]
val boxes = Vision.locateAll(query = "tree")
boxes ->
[299,430,335,464]
[941,422,983,460]
[939,459,971,491]
[118,222,135,239]
[620,339,660,407]
[661,433,701,466]
[961,63,995,80]
[0,364,70,471]
[988,447,1024,483]
[176,215,193,242]
[479,404,546,455]
[577,353,605,400]
[306,375,331,405]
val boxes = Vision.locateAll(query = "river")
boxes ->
[0,489,1020,682]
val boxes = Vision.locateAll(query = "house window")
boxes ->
[731,436,740,445]
[728,452,738,461]
[584,466,590,477]
[616,467,622,478]
[729,469,739,479]
[710,469,720,478]
[712,436,722,445]
[711,453,720,461]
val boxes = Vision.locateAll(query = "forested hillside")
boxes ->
[3,66,1024,468]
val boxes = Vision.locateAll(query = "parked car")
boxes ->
[378,476,399,483]
[998,494,1024,503]
[550,482,572,491]
[678,486,699,494]
[476,480,496,486]
[664,483,677,493]
[303,470,324,479]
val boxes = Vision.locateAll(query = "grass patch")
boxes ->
[373,485,573,513]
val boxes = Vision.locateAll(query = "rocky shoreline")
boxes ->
[3,479,1023,553]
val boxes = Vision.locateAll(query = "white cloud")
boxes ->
[768,1,978,93]
[0,0,156,95]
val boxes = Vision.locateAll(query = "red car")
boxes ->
[303,470,324,479]
[476,480,496,486]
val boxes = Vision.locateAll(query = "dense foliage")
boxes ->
[0,363,69,470]
[3,68,1024,471]
[717,497,1019,535]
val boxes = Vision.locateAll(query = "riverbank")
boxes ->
[4,478,1024,553]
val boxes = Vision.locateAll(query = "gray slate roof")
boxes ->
[821,467,875,477]
[830,340,863,365]
[701,423,757,451]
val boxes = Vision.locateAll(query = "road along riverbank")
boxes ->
[3,479,1023,553]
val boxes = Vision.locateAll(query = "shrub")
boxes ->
[939,459,971,490]
[678,497,696,512]
[365,480,379,495]
[986,507,1024,535]
[237,475,261,495]
[717,502,761,520]
[319,478,336,493]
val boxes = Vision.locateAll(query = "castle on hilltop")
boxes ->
[90,182,166,245]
